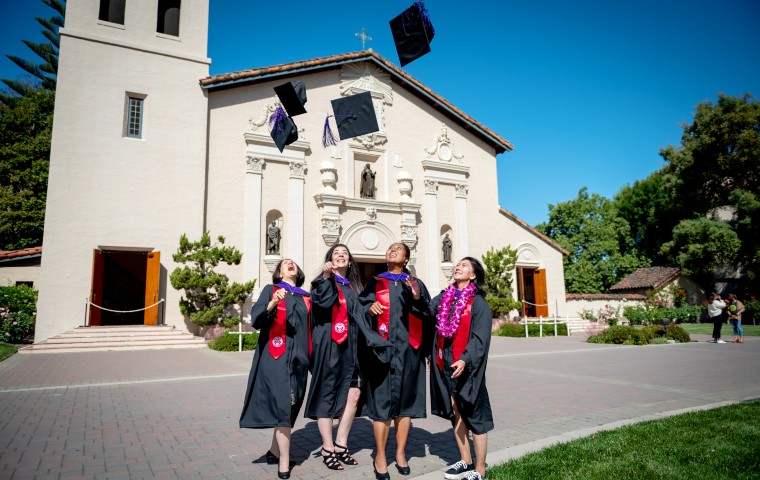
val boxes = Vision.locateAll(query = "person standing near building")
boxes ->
[306,244,389,471]
[240,259,310,479]
[707,293,727,343]
[429,257,493,480]
[359,242,433,480]
[727,294,745,343]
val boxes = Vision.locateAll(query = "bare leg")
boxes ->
[451,396,473,464]
[274,426,291,473]
[472,432,488,477]
[394,416,411,467]
[374,420,391,473]
[317,417,335,452]
[269,431,279,456]
[335,387,361,447]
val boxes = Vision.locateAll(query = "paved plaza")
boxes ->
[1,333,758,479]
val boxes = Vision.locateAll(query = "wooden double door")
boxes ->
[517,267,548,317]
[89,249,161,326]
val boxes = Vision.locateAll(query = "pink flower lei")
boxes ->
[436,283,477,338]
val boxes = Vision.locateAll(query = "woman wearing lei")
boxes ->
[240,259,311,480]
[429,257,493,480]
[305,244,389,472]
[359,242,433,480]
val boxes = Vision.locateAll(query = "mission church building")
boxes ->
[34,0,568,343]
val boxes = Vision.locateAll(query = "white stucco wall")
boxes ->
[0,265,41,287]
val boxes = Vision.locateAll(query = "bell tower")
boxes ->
[36,0,211,340]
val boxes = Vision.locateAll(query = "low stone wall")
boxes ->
[566,293,647,321]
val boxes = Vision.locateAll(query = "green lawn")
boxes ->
[678,323,760,336]
[0,343,19,362]
[488,401,760,480]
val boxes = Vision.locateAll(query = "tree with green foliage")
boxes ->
[481,245,522,317]
[0,89,54,249]
[538,187,648,293]
[170,232,256,328]
[659,93,760,291]
[1,0,65,105]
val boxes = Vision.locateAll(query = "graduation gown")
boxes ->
[429,292,494,435]
[358,275,433,421]
[240,284,311,428]
[305,277,389,419]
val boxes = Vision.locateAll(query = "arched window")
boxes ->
[157,0,181,36]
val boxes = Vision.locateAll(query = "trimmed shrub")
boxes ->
[623,305,705,325]
[588,323,691,345]
[494,322,568,337]
[0,285,38,343]
[208,330,259,351]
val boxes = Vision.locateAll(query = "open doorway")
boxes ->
[89,249,161,326]
[355,261,386,288]
[516,267,548,317]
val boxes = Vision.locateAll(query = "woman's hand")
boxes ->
[369,301,386,316]
[267,288,287,312]
[406,276,421,300]
[451,359,466,378]
[322,261,336,279]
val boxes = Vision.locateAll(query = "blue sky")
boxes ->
[2,0,759,227]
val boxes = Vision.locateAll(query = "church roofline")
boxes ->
[200,50,515,154]
[498,207,570,256]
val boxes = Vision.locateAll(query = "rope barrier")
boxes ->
[85,298,165,313]
[521,299,550,307]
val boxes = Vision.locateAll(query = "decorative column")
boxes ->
[455,183,469,257]
[289,161,306,266]
[245,156,265,298]
[424,179,439,292]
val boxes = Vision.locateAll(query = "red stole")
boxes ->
[331,285,349,344]
[375,277,422,349]
[436,298,473,371]
[268,287,312,359]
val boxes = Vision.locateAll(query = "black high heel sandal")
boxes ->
[334,443,358,465]
[277,468,290,479]
[321,448,344,471]
[395,462,411,475]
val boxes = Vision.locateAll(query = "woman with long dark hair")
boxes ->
[707,292,727,344]
[306,243,388,471]
[359,242,433,479]
[240,259,310,480]
[430,257,493,480]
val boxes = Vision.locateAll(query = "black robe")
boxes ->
[358,276,433,421]
[429,292,494,435]
[240,284,311,428]
[305,277,389,419]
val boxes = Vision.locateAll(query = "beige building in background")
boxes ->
[34,0,568,342]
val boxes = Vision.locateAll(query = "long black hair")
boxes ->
[272,258,306,287]
[313,243,364,291]
[460,256,486,296]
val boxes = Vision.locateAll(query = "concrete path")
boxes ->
[1,333,758,480]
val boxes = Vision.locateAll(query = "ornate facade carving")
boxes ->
[455,183,468,198]
[424,179,439,194]
[248,102,277,133]
[424,124,465,164]
[289,161,306,178]
[321,218,341,246]
[365,207,377,222]
[400,224,418,249]
[245,156,265,174]
[339,63,393,107]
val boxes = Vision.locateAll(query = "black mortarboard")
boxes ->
[273,80,307,117]
[389,1,435,67]
[322,92,379,147]
[269,107,298,153]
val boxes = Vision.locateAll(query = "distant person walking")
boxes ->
[727,294,745,344]
[707,293,727,343]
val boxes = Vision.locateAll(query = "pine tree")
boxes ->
[170,232,256,328]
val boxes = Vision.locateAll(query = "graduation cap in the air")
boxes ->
[269,106,299,153]
[389,1,435,67]
[322,91,380,147]
[273,80,308,117]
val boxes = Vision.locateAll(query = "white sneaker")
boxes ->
[716,339,727,344]
[462,472,485,480]
[444,460,474,480]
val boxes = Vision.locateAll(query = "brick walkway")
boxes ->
[1,334,758,479]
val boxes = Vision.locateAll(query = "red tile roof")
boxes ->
[200,50,515,154]
[610,267,681,291]
[0,246,42,261]
[498,207,570,256]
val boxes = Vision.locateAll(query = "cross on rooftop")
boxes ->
[355,27,372,50]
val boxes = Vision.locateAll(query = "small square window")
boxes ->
[125,95,145,139]
[99,0,126,25]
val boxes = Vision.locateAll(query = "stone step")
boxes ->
[19,341,207,353]
[19,326,207,354]
[45,334,200,344]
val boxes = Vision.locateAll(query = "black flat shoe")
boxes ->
[374,462,390,480]
[395,462,411,475]
[265,450,279,465]
[277,469,290,479]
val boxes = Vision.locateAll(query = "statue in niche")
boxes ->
[360,163,376,199]
[442,233,453,262]
[267,221,281,255]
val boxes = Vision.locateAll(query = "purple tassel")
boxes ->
[322,115,338,148]
[414,1,434,37]
[269,106,287,133]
